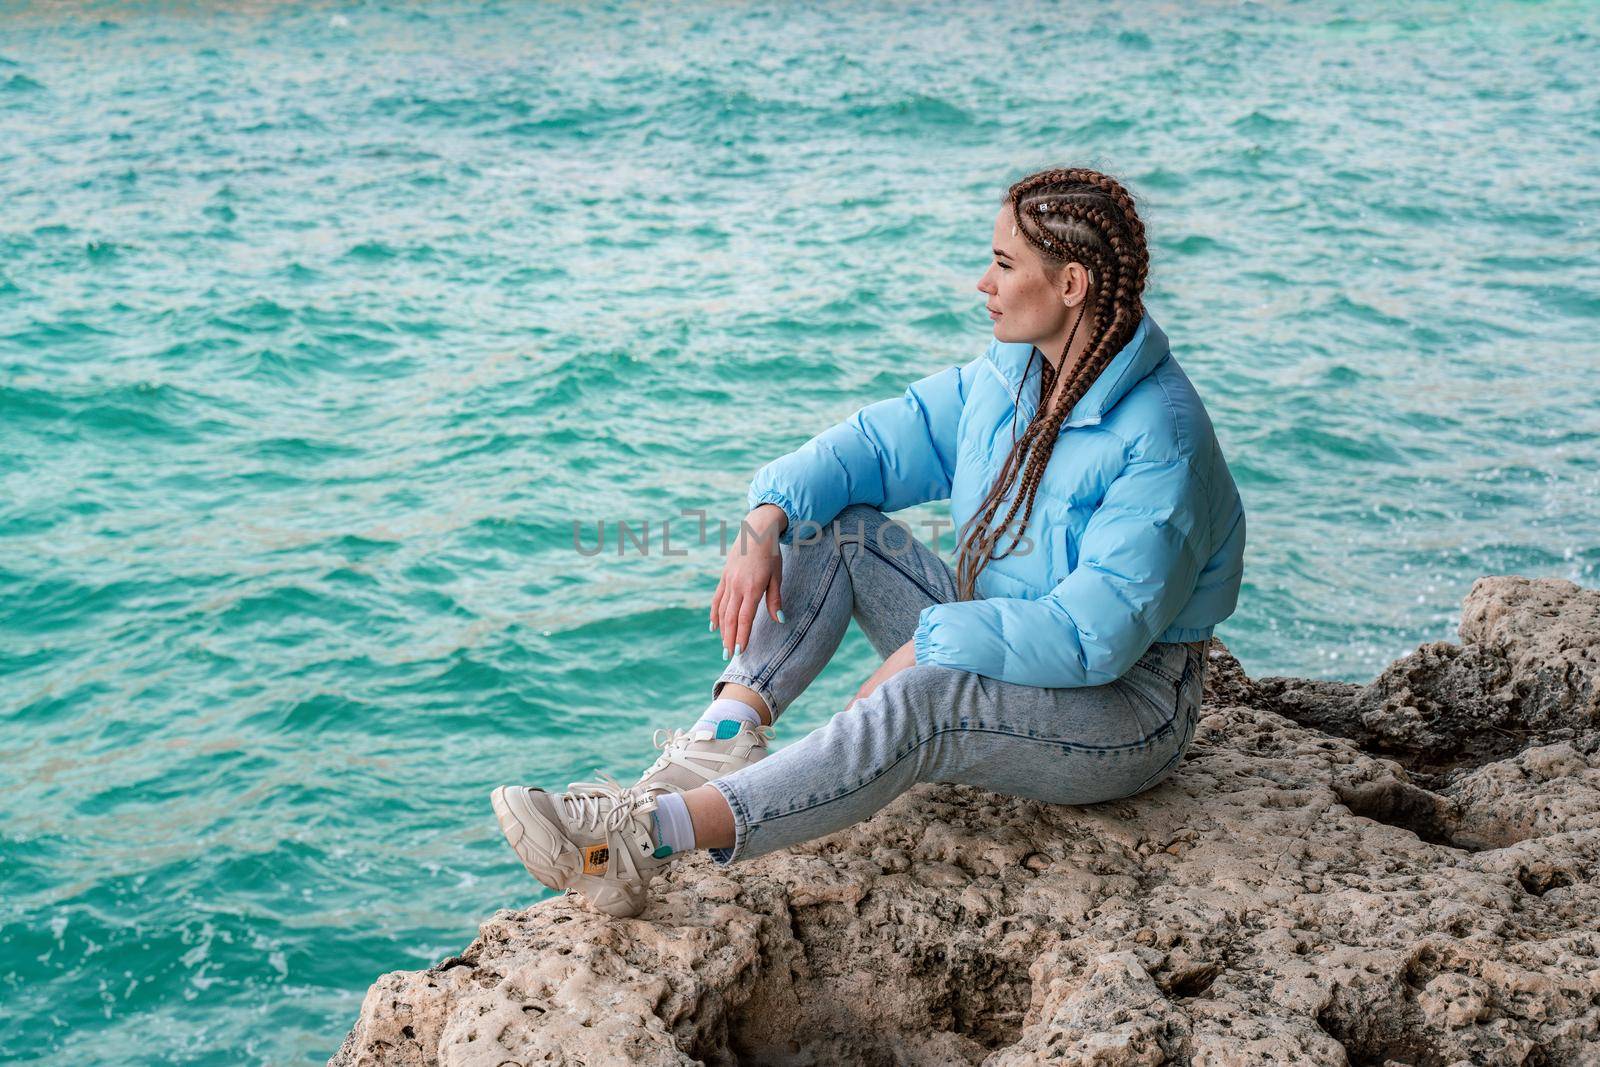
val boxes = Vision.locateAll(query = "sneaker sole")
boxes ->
[572,875,647,919]
[491,786,652,919]
[490,785,580,892]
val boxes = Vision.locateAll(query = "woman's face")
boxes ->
[976,202,1089,352]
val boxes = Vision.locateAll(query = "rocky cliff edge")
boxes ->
[331,576,1600,1066]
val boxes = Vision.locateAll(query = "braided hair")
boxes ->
[953,167,1151,602]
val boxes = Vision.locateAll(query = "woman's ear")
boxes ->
[1059,262,1091,308]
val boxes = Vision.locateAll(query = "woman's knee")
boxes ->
[867,664,971,733]
[779,510,850,566]
[783,503,884,548]
[834,503,889,526]
[830,503,909,552]
[858,665,996,785]
[781,505,890,567]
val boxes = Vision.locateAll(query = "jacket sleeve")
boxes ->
[911,455,1209,687]
[746,355,983,540]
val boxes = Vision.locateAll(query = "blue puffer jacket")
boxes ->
[746,313,1246,688]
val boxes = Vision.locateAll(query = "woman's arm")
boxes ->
[712,351,984,658]
[913,455,1212,687]
[710,502,787,657]
[745,354,984,542]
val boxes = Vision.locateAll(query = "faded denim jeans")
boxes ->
[707,503,1206,865]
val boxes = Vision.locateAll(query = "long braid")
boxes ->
[954,168,1151,601]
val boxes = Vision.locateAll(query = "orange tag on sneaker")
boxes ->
[582,844,609,876]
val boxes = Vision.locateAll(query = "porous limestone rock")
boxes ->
[331,576,1600,1066]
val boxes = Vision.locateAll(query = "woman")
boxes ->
[492,167,1246,918]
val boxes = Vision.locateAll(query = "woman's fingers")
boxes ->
[764,564,783,623]
[719,591,739,656]
[715,541,780,654]
[734,587,758,658]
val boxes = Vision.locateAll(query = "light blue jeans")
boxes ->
[707,503,1205,865]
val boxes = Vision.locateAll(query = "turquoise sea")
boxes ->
[2,1,1597,1061]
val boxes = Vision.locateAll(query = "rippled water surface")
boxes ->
[3,1,1597,1061]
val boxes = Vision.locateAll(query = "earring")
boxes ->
[1011,225,1018,237]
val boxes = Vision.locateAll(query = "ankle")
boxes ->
[682,785,736,851]
[714,684,773,726]
[693,697,762,739]
[651,791,697,855]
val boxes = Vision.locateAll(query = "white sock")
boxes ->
[652,791,697,855]
[693,696,762,737]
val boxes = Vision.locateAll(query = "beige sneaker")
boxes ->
[489,774,675,918]
[634,719,775,795]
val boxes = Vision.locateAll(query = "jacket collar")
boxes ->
[987,313,1170,430]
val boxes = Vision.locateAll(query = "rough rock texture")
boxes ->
[331,577,1600,1066]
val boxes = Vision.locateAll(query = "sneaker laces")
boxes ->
[559,773,655,834]
[650,727,690,755]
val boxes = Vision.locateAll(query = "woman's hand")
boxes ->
[711,504,787,658]
[846,638,918,712]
